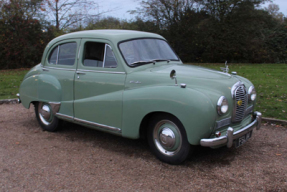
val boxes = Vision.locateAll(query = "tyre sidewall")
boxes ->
[147,114,191,165]
[35,102,59,132]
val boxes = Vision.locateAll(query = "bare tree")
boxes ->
[43,0,110,30]
[0,0,44,20]
[265,3,285,23]
[130,0,196,28]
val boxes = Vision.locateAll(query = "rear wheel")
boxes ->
[147,114,192,164]
[35,102,59,132]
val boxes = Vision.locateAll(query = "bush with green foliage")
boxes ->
[0,0,55,69]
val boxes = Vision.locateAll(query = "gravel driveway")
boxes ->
[1,104,287,191]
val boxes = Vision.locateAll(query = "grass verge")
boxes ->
[0,69,29,100]
[191,63,287,120]
[0,64,286,120]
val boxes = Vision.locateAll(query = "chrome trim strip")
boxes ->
[56,113,74,120]
[76,71,86,75]
[55,114,121,133]
[56,45,59,65]
[245,105,254,115]
[74,117,122,133]
[78,45,81,59]
[42,66,76,71]
[216,117,231,129]
[200,111,262,148]
[76,69,125,74]
[103,44,107,68]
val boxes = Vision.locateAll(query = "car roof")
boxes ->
[48,30,165,46]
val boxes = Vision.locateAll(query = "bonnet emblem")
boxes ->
[237,100,243,106]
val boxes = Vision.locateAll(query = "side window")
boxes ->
[83,42,105,67]
[83,42,117,68]
[104,45,117,68]
[48,46,58,64]
[48,42,77,66]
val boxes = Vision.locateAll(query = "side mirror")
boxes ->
[170,70,177,85]
[170,69,176,79]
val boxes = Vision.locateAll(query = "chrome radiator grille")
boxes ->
[232,85,247,122]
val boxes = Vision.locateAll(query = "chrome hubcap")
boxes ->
[153,120,182,156]
[159,128,176,149]
[41,105,51,120]
[38,103,53,126]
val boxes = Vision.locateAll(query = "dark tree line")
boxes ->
[130,0,287,63]
[0,0,286,69]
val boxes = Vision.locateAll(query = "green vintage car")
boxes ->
[18,30,261,164]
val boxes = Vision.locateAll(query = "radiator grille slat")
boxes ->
[233,85,247,122]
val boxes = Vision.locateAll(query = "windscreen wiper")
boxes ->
[152,59,170,62]
[130,59,176,66]
[130,60,155,66]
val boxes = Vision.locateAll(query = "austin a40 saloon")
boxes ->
[18,30,261,164]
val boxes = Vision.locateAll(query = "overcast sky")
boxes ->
[100,0,287,20]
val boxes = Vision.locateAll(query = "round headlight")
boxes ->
[217,96,228,115]
[248,86,256,102]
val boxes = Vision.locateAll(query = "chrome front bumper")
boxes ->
[200,111,262,148]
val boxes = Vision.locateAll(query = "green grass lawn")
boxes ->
[0,64,286,120]
[0,69,29,100]
[191,63,287,120]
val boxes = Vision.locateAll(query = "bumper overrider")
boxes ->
[200,111,262,148]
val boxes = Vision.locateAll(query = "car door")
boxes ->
[74,39,126,132]
[41,39,80,117]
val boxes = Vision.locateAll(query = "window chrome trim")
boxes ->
[78,45,81,59]
[56,45,60,65]
[42,66,76,71]
[76,69,125,74]
[74,117,121,133]
[103,44,108,68]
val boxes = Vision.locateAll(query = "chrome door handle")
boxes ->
[76,71,86,75]
[76,71,86,79]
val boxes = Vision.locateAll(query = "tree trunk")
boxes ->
[56,1,59,30]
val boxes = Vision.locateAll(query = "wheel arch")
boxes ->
[19,73,62,109]
[139,111,180,140]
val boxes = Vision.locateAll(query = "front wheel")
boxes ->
[147,114,192,164]
[35,102,59,132]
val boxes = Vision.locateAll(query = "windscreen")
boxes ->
[119,39,179,66]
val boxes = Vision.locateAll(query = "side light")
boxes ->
[217,96,229,115]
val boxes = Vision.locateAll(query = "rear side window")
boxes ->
[48,42,77,66]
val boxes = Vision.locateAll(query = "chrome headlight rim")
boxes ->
[248,86,256,102]
[217,96,229,115]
